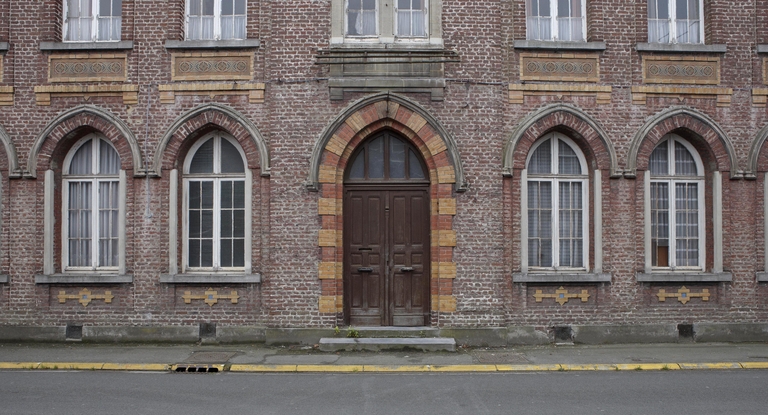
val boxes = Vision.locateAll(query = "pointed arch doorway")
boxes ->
[343,131,431,326]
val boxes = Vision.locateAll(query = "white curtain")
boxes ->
[528,181,553,267]
[68,181,92,267]
[558,182,583,267]
[67,0,93,41]
[98,181,119,267]
[397,0,426,37]
[675,183,699,266]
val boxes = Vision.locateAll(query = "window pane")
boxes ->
[201,181,213,210]
[99,139,120,174]
[190,0,201,15]
[528,181,552,267]
[409,149,425,179]
[69,140,93,175]
[190,139,214,173]
[558,181,583,267]
[558,140,581,174]
[389,137,406,179]
[674,141,698,176]
[649,141,669,175]
[349,151,365,179]
[222,0,233,15]
[200,240,213,267]
[651,182,670,267]
[68,181,92,267]
[98,180,119,267]
[220,139,245,173]
[235,0,246,14]
[368,137,384,179]
[221,181,233,209]
[203,0,214,15]
[528,139,551,174]
[675,182,699,266]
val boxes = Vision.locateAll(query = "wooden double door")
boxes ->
[344,187,430,326]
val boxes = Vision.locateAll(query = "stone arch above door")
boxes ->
[309,93,463,321]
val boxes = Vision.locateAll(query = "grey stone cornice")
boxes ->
[160,273,262,284]
[35,274,134,284]
[636,43,727,53]
[164,39,261,50]
[636,272,732,282]
[40,41,134,51]
[512,273,612,283]
[513,40,606,51]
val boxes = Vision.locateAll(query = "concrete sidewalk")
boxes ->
[1,342,768,372]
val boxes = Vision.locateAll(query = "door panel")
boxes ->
[345,188,430,326]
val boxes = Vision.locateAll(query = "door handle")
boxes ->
[400,267,414,272]
[357,267,373,273]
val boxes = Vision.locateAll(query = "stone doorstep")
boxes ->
[319,337,457,352]
[353,326,440,338]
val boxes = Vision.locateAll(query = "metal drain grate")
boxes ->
[172,364,225,373]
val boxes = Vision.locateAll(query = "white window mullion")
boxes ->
[91,178,100,268]
[668,0,677,42]
[214,0,222,40]
[668,180,677,269]
[550,0,559,40]
[91,0,99,42]
[213,178,221,269]
[551,177,560,268]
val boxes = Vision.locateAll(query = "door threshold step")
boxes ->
[319,337,456,352]
[352,327,440,338]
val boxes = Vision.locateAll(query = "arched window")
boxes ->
[649,134,705,270]
[62,135,121,270]
[345,132,427,182]
[183,132,248,271]
[525,133,589,270]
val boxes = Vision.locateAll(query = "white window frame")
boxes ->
[63,0,122,42]
[182,132,251,274]
[648,134,706,271]
[185,0,247,41]
[61,134,125,272]
[526,0,587,42]
[331,0,442,46]
[523,133,590,272]
[647,0,704,44]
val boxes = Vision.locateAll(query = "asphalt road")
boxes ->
[1,370,767,414]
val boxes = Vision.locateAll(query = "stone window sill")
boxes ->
[0,42,8,53]
[757,45,768,54]
[512,272,612,283]
[513,40,606,51]
[35,274,133,284]
[636,43,726,53]
[160,273,261,284]
[164,40,261,50]
[636,272,732,282]
[40,41,134,51]
[0,274,8,283]
[756,272,768,282]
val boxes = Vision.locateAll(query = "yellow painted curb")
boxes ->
[496,364,562,371]
[740,362,768,369]
[229,364,297,372]
[560,364,618,371]
[429,365,497,372]
[678,362,742,370]
[0,362,40,370]
[363,365,431,372]
[101,363,169,371]
[613,363,680,371]
[296,365,364,372]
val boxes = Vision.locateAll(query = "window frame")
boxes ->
[648,134,706,271]
[524,133,590,272]
[61,134,123,272]
[525,0,587,42]
[63,0,122,42]
[185,0,248,41]
[182,132,251,274]
[331,0,442,46]
[647,0,704,44]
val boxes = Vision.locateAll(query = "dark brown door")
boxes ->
[344,188,430,326]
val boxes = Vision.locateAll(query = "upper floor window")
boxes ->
[63,136,121,270]
[649,134,705,270]
[186,0,246,41]
[526,134,589,270]
[64,0,122,42]
[526,0,586,42]
[648,0,703,44]
[334,0,439,45]
[183,133,248,271]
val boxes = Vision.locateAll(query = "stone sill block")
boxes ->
[0,42,8,53]
[636,272,732,282]
[35,274,133,284]
[513,40,606,51]
[160,273,261,284]
[512,273,612,283]
[0,274,8,283]
[40,41,134,51]
[164,39,261,50]
[756,272,768,282]
[636,43,727,53]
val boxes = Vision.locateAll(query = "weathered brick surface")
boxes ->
[0,0,766,333]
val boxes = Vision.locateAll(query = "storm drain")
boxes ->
[171,351,238,373]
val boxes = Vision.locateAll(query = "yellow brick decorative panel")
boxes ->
[753,88,768,107]
[57,288,113,307]
[520,53,600,83]
[326,134,348,156]
[533,286,589,305]
[318,165,338,184]
[158,83,265,104]
[437,165,456,184]
[643,56,719,85]
[318,262,343,280]
[405,113,428,133]
[631,85,732,107]
[318,229,337,247]
[0,86,13,106]
[171,52,253,81]
[48,54,127,83]
[182,289,239,306]
[319,295,338,313]
[0,55,4,82]
[438,198,456,215]
[431,295,457,312]
[509,84,612,105]
[657,286,710,304]
[432,230,457,247]
[345,112,367,133]
[425,135,447,155]
[318,198,337,215]
[431,262,457,279]
[34,84,138,106]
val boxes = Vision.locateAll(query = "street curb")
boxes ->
[2,362,767,372]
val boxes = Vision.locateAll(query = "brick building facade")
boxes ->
[0,0,767,344]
